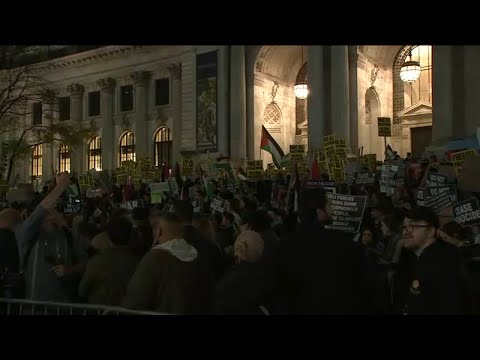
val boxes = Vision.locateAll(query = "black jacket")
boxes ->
[287,223,364,314]
[394,240,467,315]
[214,262,275,314]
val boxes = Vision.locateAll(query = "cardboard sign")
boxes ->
[182,159,195,177]
[150,182,169,204]
[323,134,335,147]
[451,149,476,177]
[378,117,392,137]
[325,193,367,233]
[290,145,305,160]
[454,198,480,227]
[210,196,225,214]
[335,139,346,149]
[247,160,263,179]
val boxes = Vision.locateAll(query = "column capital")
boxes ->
[167,63,182,80]
[97,77,116,91]
[130,71,150,85]
[67,83,84,97]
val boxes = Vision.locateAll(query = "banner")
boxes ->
[305,180,336,193]
[454,198,480,226]
[150,182,169,204]
[325,193,367,233]
[182,159,195,177]
[247,160,263,179]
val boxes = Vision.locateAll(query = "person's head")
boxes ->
[380,214,400,239]
[440,221,466,247]
[234,230,264,264]
[106,216,133,246]
[362,228,375,247]
[192,215,215,243]
[222,212,235,228]
[402,207,439,252]
[90,231,114,254]
[0,208,22,231]
[298,189,331,225]
[169,200,193,225]
[156,213,184,244]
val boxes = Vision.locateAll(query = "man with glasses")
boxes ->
[394,207,467,314]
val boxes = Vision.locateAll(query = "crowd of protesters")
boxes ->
[1,152,480,315]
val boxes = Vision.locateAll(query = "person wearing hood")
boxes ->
[123,212,213,314]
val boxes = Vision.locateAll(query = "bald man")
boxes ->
[214,230,276,314]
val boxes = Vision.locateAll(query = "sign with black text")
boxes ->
[355,171,376,185]
[325,193,367,233]
[426,172,447,187]
[454,198,480,226]
[378,117,392,137]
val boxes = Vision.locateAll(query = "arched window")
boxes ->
[88,136,102,171]
[154,127,172,167]
[119,131,136,163]
[59,143,70,173]
[32,145,42,177]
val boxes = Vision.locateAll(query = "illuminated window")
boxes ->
[32,145,42,177]
[154,127,172,167]
[59,143,71,173]
[119,131,135,163]
[88,136,102,171]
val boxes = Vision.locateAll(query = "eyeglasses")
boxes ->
[402,224,431,233]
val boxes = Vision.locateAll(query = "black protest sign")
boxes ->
[210,196,225,214]
[325,193,367,233]
[454,198,480,227]
[416,188,425,207]
[355,171,375,185]
[426,172,447,187]
[118,199,143,210]
[305,180,336,193]
[426,186,453,213]
[192,200,202,214]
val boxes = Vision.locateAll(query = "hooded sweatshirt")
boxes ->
[123,238,213,314]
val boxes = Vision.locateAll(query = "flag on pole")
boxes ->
[261,125,285,169]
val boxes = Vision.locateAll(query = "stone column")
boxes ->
[42,90,55,182]
[307,45,327,151]
[230,45,247,161]
[167,64,182,165]
[97,77,116,171]
[432,46,454,143]
[67,83,84,174]
[348,46,359,151]
[330,45,350,143]
[131,71,150,159]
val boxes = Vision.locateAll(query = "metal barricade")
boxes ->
[0,298,168,315]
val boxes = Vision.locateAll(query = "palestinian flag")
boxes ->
[261,125,285,169]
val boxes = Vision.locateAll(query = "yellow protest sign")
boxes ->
[247,160,263,179]
[451,149,477,177]
[182,159,195,177]
[323,134,336,147]
[290,145,305,160]
[378,117,392,137]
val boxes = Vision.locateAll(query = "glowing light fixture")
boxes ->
[400,50,421,83]
[294,46,309,99]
